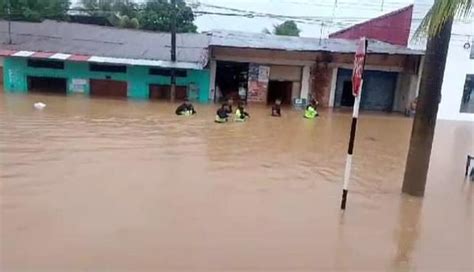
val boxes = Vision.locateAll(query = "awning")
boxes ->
[0,50,206,70]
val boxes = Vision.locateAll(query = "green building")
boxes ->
[0,20,210,102]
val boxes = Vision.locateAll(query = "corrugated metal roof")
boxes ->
[0,20,210,68]
[0,20,423,70]
[209,30,424,55]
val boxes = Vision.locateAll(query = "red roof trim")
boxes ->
[0,49,17,56]
[69,54,91,61]
[31,52,55,58]
[329,5,413,37]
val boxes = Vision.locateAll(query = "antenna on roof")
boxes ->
[170,0,177,102]
[7,0,12,44]
[319,22,324,45]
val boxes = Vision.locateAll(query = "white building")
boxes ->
[410,0,474,121]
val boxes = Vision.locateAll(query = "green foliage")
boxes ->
[118,15,139,29]
[0,0,70,22]
[0,0,197,33]
[80,0,137,18]
[138,0,196,33]
[415,0,472,38]
[273,20,300,36]
[80,0,137,27]
[80,0,196,32]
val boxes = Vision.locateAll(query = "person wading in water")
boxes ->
[175,99,196,116]
[304,99,319,119]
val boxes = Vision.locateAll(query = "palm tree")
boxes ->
[402,0,472,196]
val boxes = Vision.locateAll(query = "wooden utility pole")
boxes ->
[170,0,177,102]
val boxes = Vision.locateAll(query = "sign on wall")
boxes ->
[247,63,270,102]
[70,78,88,93]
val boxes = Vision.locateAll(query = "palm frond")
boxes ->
[414,0,472,39]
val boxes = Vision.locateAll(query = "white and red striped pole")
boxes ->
[341,37,368,210]
[340,80,363,210]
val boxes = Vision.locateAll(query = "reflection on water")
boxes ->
[1,92,473,271]
[393,196,422,270]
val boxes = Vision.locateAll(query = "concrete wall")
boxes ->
[0,57,3,86]
[3,57,210,102]
[437,23,474,121]
[312,65,333,106]
[393,73,418,112]
[269,65,302,81]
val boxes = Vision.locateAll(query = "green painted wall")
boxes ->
[3,57,210,102]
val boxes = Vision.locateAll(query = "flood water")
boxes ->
[1,91,473,271]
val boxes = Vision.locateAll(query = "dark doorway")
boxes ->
[149,84,187,100]
[215,61,248,102]
[90,79,127,98]
[27,76,67,94]
[340,80,355,107]
[460,74,474,113]
[267,81,293,104]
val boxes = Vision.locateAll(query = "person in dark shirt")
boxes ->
[223,98,233,114]
[175,99,196,116]
[271,99,282,117]
[215,104,230,123]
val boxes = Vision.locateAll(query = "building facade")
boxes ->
[410,0,474,121]
[1,20,424,114]
[0,20,211,102]
[208,31,423,112]
[2,56,209,102]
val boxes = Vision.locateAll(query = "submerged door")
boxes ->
[335,69,397,111]
[28,76,67,94]
[90,79,127,98]
[149,85,187,100]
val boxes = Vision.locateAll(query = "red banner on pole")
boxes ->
[352,38,368,97]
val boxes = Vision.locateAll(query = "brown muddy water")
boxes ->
[1,92,473,271]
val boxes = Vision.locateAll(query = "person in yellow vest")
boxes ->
[304,99,319,119]
[234,101,250,122]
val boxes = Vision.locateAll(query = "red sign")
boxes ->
[352,38,368,97]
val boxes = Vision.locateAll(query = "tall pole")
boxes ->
[7,0,12,44]
[170,0,177,102]
[340,38,367,210]
[340,81,363,210]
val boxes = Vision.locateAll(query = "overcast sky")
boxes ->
[71,0,420,37]
[190,0,419,37]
